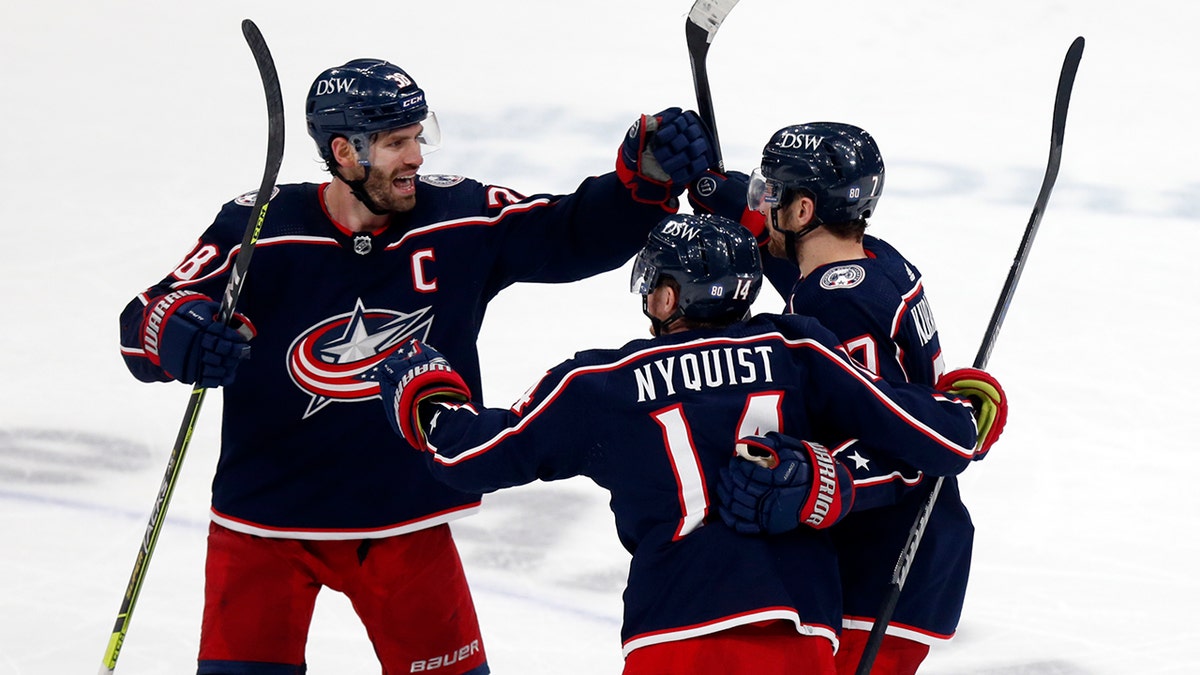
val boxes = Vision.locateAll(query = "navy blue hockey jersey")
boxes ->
[777,235,976,643]
[414,313,978,654]
[119,172,669,538]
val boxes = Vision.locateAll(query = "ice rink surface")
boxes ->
[1,1,1198,672]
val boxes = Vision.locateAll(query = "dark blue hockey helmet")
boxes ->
[306,59,441,165]
[749,122,885,224]
[631,214,762,327]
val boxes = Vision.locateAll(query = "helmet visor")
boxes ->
[630,251,660,296]
[414,111,442,154]
[355,111,443,165]
[747,168,785,212]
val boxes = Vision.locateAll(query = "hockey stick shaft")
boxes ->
[99,20,284,674]
[854,35,1084,675]
[686,0,740,171]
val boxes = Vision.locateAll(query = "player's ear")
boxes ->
[647,283,679,319]
[331,136,358,170]
[791,196,816,230]
[662,283,683,316]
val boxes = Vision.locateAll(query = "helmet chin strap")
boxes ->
[642,296,684,337]
[333,165,391,216]
[770,206,820,269]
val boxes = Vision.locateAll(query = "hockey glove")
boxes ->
[367,339,471,452]
[616,107,714,209]
[687,170,768,245]
[717,432,855,535]
[936,367,1008,460]
[142,291,253,388]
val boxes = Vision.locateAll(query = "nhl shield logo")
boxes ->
[353,234,372,255]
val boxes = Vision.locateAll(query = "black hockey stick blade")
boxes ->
[99,21,284,675]
[221,19,287,323]
[686,0,740,171]
[973,35,1083,369]
[855,36,1084,675]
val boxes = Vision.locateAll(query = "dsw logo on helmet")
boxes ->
[661,219,702,241]
[774,132,825,151]
[314,77,356,96]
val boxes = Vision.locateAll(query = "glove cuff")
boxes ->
[395,364,471,451]
[141,290,207,367]
[798,441,854,529]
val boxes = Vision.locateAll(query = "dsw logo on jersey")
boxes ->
[287,299,433,418]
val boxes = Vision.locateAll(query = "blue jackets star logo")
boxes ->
[287,299,433,418]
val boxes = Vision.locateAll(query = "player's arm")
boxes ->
[687,169,768,243]
[369,340,588,494]
[830,439,928,511]
[118,204,254,387]
[481,108,715,288]
[799,319,1006,475]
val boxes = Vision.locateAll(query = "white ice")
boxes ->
[1,1,1198,673]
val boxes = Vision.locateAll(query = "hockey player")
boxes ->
[118,58,714,675]
[368,214,1006,674]
[689,123,992,673]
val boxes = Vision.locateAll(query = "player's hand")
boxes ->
[687,169,767,244]
[937,367,1008,460]
[718,432,855,535]
[939,368,1008,459]
[143,291,253,388]
[366,339,471,451]
[616,107,713,209]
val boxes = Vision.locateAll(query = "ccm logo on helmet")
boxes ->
[314,77,356,96]
[774,132,825,151]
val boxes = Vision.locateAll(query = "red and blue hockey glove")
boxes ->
[718,432,855,535]
[367,339,471,452]
[936,367,1008,460]
[616,107,714,209]
[142,291,253,388]
[687,170,768,245]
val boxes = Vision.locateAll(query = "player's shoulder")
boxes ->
[863,234,924,280]
[736,313,840,346]
[417,173,475,189]
[223,182,316,210]
[210,183,321,234]
[802,240,920,301]
[413,174,526,215]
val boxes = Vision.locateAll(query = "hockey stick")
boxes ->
[99,19,284,675]
[686,0,740,171]
[854,36,1084,675]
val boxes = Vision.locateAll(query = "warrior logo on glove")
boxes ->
[366,339,472,452]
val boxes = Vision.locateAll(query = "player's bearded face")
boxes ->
[362,126,425,212]
[362,164,418,213]
[764,209,789,259]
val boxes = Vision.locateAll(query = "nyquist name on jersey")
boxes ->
[633,344,775,402]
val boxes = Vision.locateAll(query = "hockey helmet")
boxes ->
[306,59,441,165]
[631,214,762,327]
[748,122,885,224]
